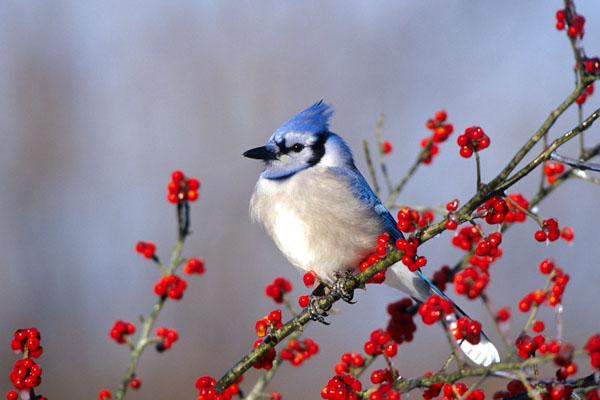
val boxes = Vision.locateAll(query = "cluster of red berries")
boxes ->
[515,334,556,359]
[359,234,390,284]
[444,199,459,230]
[443,383,483,400]
[395,237,426,272]
[265,277,292,303]
[453,267,489,299]
[478,197,509,225]
[534,218,561,242]
[426,111,454,143]
[585,334,600,370]
[421,110,454,165]
[280,338,319,366]
[320,373,362,400]
[109,320,136,344]
[474,232,502,258]
[555,8,585,38]
[431,265,452,292]
[418,295,455,325]
[553,343,578,380]
[183,258,206,275]
[156,327,179,352]
[424,381,482,400]
[364,329,397,357]
[196,375,241,400]
[544,162,565,184]
[520,261,570,310]
[493,380,529,399]
[575,83,595,105]
[382,140,393,155]
[252,339,276,370]
[543,384,574,400]
[468,252,501,272]
[451,317,482,345]
[386,298,416,344]
[303,271,318,288]
[334,352,365,374]
[419,137,440,165]
[396,208,433,232]
[135,241,156,259]
[457,126,490,158]
[451,226,482,251]
[422,372,443,399]
[255,309,283,338]
[167,170,200,204]
[369,370,401,400]
[9,358,42,392]
[504,193,529,223]
[154,274,187,300]
[11,328,43,358]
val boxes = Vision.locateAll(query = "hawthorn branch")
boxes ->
[215,251,404,391]
[114,203,190,400]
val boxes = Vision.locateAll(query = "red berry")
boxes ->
[534,230,547,242]
[382,140,393,155]
[171,170,184,182]
[7,391,18,400]
[303,271,316,287]
[298,295,309,308]
[129,376,142,389]
[460,146,473,158]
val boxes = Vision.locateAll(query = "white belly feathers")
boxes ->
[250,166,384,281]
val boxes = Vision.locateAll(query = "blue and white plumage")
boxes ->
[244,100,500,366]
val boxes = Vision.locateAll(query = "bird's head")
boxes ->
[243,100,354,180]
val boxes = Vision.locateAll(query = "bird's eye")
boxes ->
[291,143,304,152]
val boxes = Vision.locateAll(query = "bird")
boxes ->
[243,100,500,366]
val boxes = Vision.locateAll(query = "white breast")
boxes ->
[249,166,385,281]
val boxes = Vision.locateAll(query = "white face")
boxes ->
[260,131,328,179]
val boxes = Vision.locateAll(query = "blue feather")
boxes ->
[272,100,333,140]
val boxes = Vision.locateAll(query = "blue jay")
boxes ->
[243,100,500,366]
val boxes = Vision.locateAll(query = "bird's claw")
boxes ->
[332,271,356,304]
[308,295,330,325]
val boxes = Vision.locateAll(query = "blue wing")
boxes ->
[329,165,403,242]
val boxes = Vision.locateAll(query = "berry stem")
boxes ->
[549,151,600,172]
[349,354,376,378]
[442,322,464,371]
[375,113,394,194]
[382,352,398,381]
[504,196,543,228]
[474,150,482,191]
[516,370,543,400]
[362,139,380,197]
[386,139,434,209]
[113,202,191,400]
[480,293,513,358]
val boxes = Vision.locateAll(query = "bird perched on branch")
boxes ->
[243,100,500,366]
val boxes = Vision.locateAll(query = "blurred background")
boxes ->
[1,1,600,399]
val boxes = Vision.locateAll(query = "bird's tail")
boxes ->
[444,311,501,367]
[385,263,500,366]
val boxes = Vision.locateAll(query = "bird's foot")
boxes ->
[308,294,330,325]
[331,270,356,304]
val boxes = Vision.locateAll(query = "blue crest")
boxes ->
[271,100,333,142]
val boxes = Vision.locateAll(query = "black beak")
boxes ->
[243,146,278,160]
